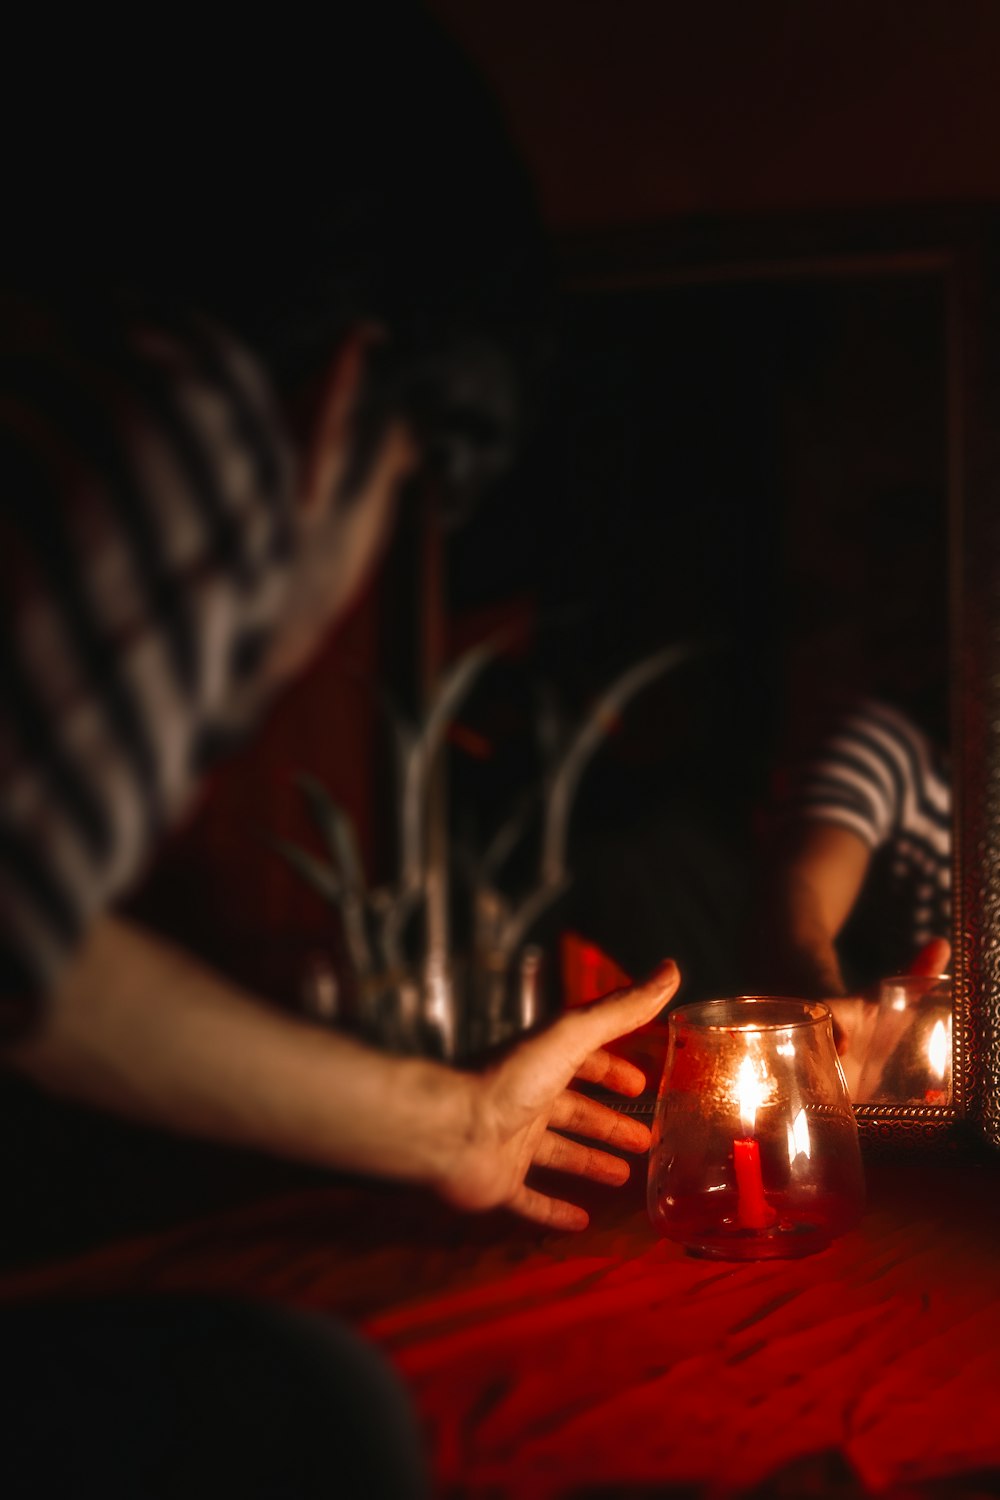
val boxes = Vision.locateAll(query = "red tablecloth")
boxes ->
[4,1159,1000,1498]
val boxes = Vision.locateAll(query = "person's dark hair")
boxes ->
[3,3,549,513]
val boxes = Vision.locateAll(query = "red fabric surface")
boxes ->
[362,1172,1000,1498]
[561,933,633,1008]
[4,1161,1000,1497]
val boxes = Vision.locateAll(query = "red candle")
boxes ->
[734,1054,777,1230]
[733,1138,775,1228]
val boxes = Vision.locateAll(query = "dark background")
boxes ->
[0,0,990,1268]
[444,270,947,997]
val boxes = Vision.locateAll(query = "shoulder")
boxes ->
[822,699,943,778]
[0,300,299,1015]
[0,297,297,613]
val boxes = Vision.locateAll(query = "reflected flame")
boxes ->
[790,1107,811,1161]
[928,1019,949,1081]
[737,1054,768,1137]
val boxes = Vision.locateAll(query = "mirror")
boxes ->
[447,210,995,1147]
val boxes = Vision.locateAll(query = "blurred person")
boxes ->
[749,696,951,1003]
[0,9,681,1496]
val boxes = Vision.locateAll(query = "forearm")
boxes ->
[750,824,872,999]
[764,874,848,998]
[6,916,474,1189]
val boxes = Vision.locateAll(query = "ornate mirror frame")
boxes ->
[559,206,1000,1152]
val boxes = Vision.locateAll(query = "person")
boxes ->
[750,696,951,1002]
[0,9,681,1495]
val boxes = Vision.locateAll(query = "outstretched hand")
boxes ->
[438,960,680,1232]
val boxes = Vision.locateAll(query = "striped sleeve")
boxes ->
[787,702,927,849]
[0,305,296,1036]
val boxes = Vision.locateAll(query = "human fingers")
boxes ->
[490,962,678,1131]
[909,938,952,977]
[573,1047,648,1096]
[510,961,677,1101]
[532,1129,631,1185]
[507,1184,589,1232]
[549,1090,652,1153]
[553,960,680,1069]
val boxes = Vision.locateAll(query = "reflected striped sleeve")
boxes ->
[789,699,951,951]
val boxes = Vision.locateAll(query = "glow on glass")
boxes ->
[928,1018,949,1080]
[786,1107,811,1163]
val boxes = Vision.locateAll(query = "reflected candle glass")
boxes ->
[855,973,952,1106]
[647,997,865,1260]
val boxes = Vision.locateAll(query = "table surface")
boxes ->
[4,1152,1000,1499]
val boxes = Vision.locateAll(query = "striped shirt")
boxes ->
[0,297,297,1036]
[788,699,951,974]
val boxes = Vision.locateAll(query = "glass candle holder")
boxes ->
[854,974,952,1105]
[647,997,864,1260]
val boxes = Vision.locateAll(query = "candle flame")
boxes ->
[737,1054,768,1137]
[928,1018,949,1081]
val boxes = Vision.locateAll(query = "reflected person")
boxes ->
[750,696,951,1002]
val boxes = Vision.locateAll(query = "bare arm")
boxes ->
[751,823,872,999]
[6,916,679,1230]
[8,916,478,1187]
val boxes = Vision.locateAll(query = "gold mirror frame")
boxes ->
[559,206,1000,1152]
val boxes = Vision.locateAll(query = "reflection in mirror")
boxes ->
[834,974,952,1106]
[738,274,953,1108]
[451,261,952,1109]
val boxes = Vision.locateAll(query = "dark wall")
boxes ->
[429,0,1000,228]
[445,269,948,994]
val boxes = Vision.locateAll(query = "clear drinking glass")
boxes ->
[647,997,865,1260]
[854,973,952,1105]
